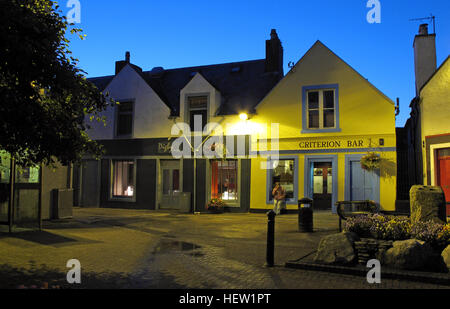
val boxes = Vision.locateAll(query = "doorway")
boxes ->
[160,160,180,209]
[345,155,379,203]
[436,148,450,216]
[304,155,338,213]
[312,162,333,210]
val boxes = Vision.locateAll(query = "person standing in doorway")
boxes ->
[272,182,286,215]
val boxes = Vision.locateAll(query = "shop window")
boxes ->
[211,160,238,201]
[302,85,340,133]
[112,160,135,198]
[116,101,133,137]
[267,158,298,204]
[188,96,207,132]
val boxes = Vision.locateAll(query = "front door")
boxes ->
[312,162,332,210]
[436,148,450,216]
[348,160,378,202]
[160,160,180,209]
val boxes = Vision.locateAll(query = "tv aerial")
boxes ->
[409,14,436,34]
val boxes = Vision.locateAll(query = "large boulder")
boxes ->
[313,232,359,265]
[410,185,446,224]
[380,239,445,271]
[442,245,450,271]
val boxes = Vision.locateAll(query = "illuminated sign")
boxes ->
[299,139,365,149]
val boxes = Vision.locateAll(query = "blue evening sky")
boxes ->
[58,0,450,127]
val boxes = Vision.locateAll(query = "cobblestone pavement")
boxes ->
[0,208,448,289]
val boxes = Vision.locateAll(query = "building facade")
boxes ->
[78,30,398,214]
[403,24,450,216]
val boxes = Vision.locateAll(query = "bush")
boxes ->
[411,221,450,248]
[344,214,450,245]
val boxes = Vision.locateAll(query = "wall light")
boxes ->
[239,113,248,121]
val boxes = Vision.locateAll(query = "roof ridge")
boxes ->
[143,59,265,74]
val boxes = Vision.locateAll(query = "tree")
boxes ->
[0,0,111,167]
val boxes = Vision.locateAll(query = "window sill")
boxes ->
[301,128,341,134]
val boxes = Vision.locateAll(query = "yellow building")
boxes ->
[83,31,397,214]
[246,41,397,213]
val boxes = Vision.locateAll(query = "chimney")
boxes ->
[413,24,436,94]
[115,51,131,75]
[265,29,284,74]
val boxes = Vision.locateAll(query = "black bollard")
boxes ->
[265,210,276,267]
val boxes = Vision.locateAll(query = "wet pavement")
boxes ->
[0,207,448,289]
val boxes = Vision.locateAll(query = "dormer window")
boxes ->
[188,95,208,132]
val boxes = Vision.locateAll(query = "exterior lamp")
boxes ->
[239,113,248,121]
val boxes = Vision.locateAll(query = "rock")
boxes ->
[442,245,450,271]
[380,239,444,271]
[313,232,359,265]
[410,185,447,224]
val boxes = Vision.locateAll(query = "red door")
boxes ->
[437,148,450,217]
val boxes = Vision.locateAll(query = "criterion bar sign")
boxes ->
[299,139,364,149]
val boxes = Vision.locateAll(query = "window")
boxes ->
[116,101,133,137]
[302,85,340,133]
[268,159,295,202]
[112,160,135,198]
[211,160,238,202]
[188,96,207,132]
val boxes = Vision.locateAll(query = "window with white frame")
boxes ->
[306,89,336,129]
[112,160,135,198]
[302,85,339,132]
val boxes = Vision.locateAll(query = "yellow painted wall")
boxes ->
[419,58,450,185]
[247,41,397,212]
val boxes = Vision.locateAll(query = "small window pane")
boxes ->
[271,160,294,200]
[437,148,450,158]
[117,114,132,136]
[323,110,335,128]
[112,161,134,197]
[324,90,334,108]
[118,102,133,112]
[188,96,207,109]
[308,91,319,109]
[308,110,319,128]
[190,110,207,132]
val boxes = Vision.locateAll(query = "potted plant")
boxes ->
[206,198,226,214]
[360,152,381,171]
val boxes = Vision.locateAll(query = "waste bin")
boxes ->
[298,197,313,232]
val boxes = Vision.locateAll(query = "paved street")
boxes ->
[0,208,448,289]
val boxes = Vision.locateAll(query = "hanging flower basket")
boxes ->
[360,152,381,171]
[206,198,226,213]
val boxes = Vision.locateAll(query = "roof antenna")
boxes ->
[409,14,436,34]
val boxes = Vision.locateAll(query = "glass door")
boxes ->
[160,161,180,209]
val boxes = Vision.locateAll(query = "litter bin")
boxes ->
[298,197,313,232]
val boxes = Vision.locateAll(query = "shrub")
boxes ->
[411,221,449,248]
[370,216,411,240]
[344,214,450,247]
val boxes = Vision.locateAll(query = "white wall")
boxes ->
[86,64,173,140]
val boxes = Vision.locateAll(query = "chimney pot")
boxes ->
[419,24,428,35]
[125,51,130,63]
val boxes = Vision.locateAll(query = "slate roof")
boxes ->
[88,59,283,117]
